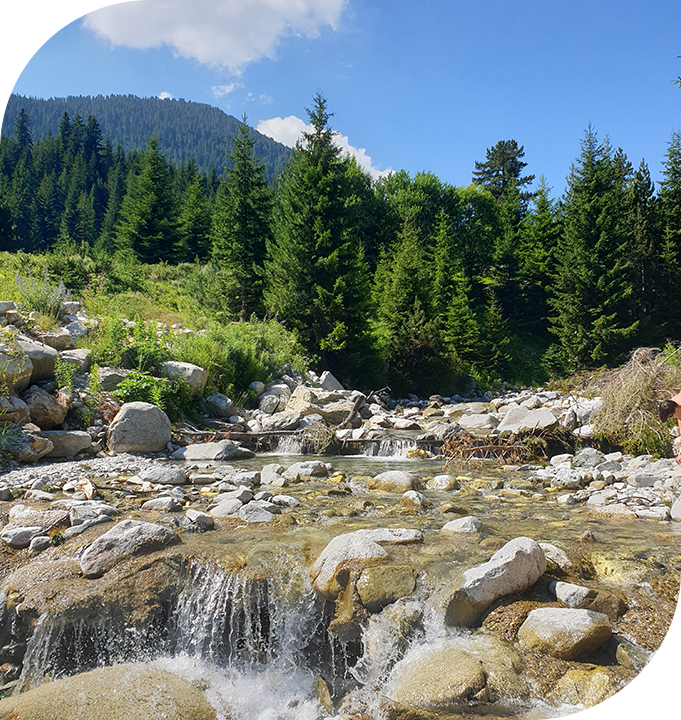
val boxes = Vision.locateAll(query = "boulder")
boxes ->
[0,507,70,548]
[185,508,214,530]
[311,528,423,600]
[259,410,302,431]
[457,413,499,431]
[138,465,187,486]
[444,537,546,627]
[284,460,328,479]
[80,519,180,578]
[12,423,54,463]
[369,470,419,492]
[0,347,32,392]
[572,447,605,469]
[98,367,128,391]
[41,327,73,350]
[171,439,254,461]
[108,402,172,453]
[0,663,218,720]
[60,348,92,372]
[209,498,243,518]
[21,385,69,429]
[442,516,482,534]
[551,580,595,608]
[239,503,276,523]
[0,395,30,424]
[158,360,208,395]
[496,406,558,434]
[356,565,417,612]
[204,393,234,417]
[16,336,60,382]
[141,496,183,512]
[545,666,633,709]
[518,607,612,660]
[43,430,92,457]
[426,474,459,491]
[318,370,345,391]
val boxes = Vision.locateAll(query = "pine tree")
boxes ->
[177,175,211,262]
[211,117,272,318]
[472,139,535,203]
[548,127,638,372]
[265,93,375,383]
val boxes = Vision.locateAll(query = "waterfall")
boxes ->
[361,437,418,458]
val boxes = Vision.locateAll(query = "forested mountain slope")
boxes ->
[1,94,291,181]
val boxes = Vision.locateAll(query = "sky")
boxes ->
[1,0,680,194]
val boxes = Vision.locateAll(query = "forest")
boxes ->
[1,91,680,395]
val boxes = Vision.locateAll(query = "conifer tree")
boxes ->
[211,117,272,318]
[265,93,375,383]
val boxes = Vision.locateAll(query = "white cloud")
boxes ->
[211,83,240,98]
[82,0,348,75]
[259,94,274,105]
[257,115,391,180]
[158,91,173,99]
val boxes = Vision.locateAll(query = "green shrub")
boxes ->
[121,320,170,372]
[15,265,70,319]
[54,357,77,393]
[112,370,197,422]
[86,317,127,367]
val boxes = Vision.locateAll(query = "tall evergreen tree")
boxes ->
[265,93,375,383]
[211,117,272,318]
[548,127,638,372]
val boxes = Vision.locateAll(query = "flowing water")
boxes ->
[9,448,681,719]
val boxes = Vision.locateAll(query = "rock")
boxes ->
[496,407,558,434]
[141,496,183,512]
[41,327,73,350]
[98,367,129,391]
[259,410,301,431]
[589,552,646,585]
[139,465,187,485]
[0,301,16,314]
[158,360,208,395]
[12,424,54,463]
[545,666,632,709]
[444,537,546,627]
[204,393,234,417]
[392,417,422,431]
[260,471,287,487]
[209,498,243,518]
[426,474,459,491]
[28,535,51,555]
[43,430,92,457]
[539,543,574,572]
[63,320,88,341]
[0,663,218,720]
[79,519,180,578]
[311,528,423,600]
[458,413,499,431]
[518,607,611,660]
[21,385,69,429]
[356,565,417,612]
[108,402,171,453]
[551,580,594,607]
[400,490,430,510]
[0,395,30,424]
[60,348,92,372]
[238,503,276,523]
[172,439,254,461]
[284,460,328,479]
[671,496,681,521]
[16,337,59,382]
[572,447,605,469]
[441,516,482,534]
[0,345,33,393]
[0,525,46,549]
[249,380,266,395]
[552,467,583,489]
[369,470,419,492]
[185,508,215,530]
[318,370,345,391]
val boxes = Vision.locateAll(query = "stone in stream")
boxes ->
[368,470,419,492]
[441,515,482,534]
[185,508,215,530]
[444,536,546,627]
[518,607,612,660]
[545,666,634,710]
[108,402,172,453]
[141,496,183,512]
[79,519,180,578]
[495,406,558,434]
[0,663,219,720]
[209,497,243,518]
[356,565,417,612]
[311,528,423,600]
[550,580,595,608]
[138,464,187,485]
[426,474,459,491]
[284,459,329,480]
[400,490,431,510]
[171,439,254,461]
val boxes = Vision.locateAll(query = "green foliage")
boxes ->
[112,370,197,422]
[121,319,170,372]
[54,357,76,392]
[15,265,70,319]
[81,363,100,428]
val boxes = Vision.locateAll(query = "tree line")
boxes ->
[1,94,680,393]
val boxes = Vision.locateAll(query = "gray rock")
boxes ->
[158,360,207,395]
[59,349,92,372]
[0,526,45,549]
[98,367,128,392]
[0,395,30,424]
[458,413,499,430]
[41,327,73,351]
[671,496,681,521]
[171,439,254,461]
[627,472,659,488]
[496,407,558,434]
[108,402,171,453]
[11,424,54,463]
[442,516,482,533]
[0,348,32,393]
[28,535,51,554]
[445,537,546,627]
[260,471,287,487]
[43,430,92,457]
[260,410,301,431]
[368,470,418,492]
[284,460,328,479]
[204,393,234,417]
[209,498,243,518]
[139,465,187,485]
[21,385,69,429]
[551,580,594,608]
[141,496,183,512]
[238,503,276,523]
[16,337,59,382]
[185,508,214,529]
[572,447,605,469]
[518,608,611,660]
[552,467,583,489]
[63,515,113,538]
[79,519,180,578]
[539,543,574,572]
[318,370,345,391]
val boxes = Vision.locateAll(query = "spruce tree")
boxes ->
[265,93,374,383]
[211,117,272,318]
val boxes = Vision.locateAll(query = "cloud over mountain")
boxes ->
[82,0,347,75]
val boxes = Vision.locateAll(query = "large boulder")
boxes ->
[0,346,32,392]
[60,348,93,372]
[0,395,30,424]
[311,528,423,600]
[80,519,180,578]
[259,410,302,431]
[12,423,54,463]
[445,537,546,627]
[171,439,254,461]
[43,430,92,457]
[204,393,234,418]
[368,470,419,492]
[496,406,559,434]
[138,465,187,486]
[158,360,208,395]
[41,327,73,350]
[21,385,69,429]
[108,402,171,453]
[0,663,218,720]
[16,336,60,382]
[518,608,612,660]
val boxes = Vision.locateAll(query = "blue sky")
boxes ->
[2,0,680,196]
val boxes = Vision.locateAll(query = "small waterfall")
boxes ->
[361,437,419,458]
[270,434,303,455]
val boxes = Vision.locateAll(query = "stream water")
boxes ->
[10,448,681,719]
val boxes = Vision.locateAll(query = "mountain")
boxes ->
[1,94,292,182]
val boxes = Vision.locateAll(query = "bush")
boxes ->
[54,358,76,393]
[15,265,70,320]
[112,370,197,422]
